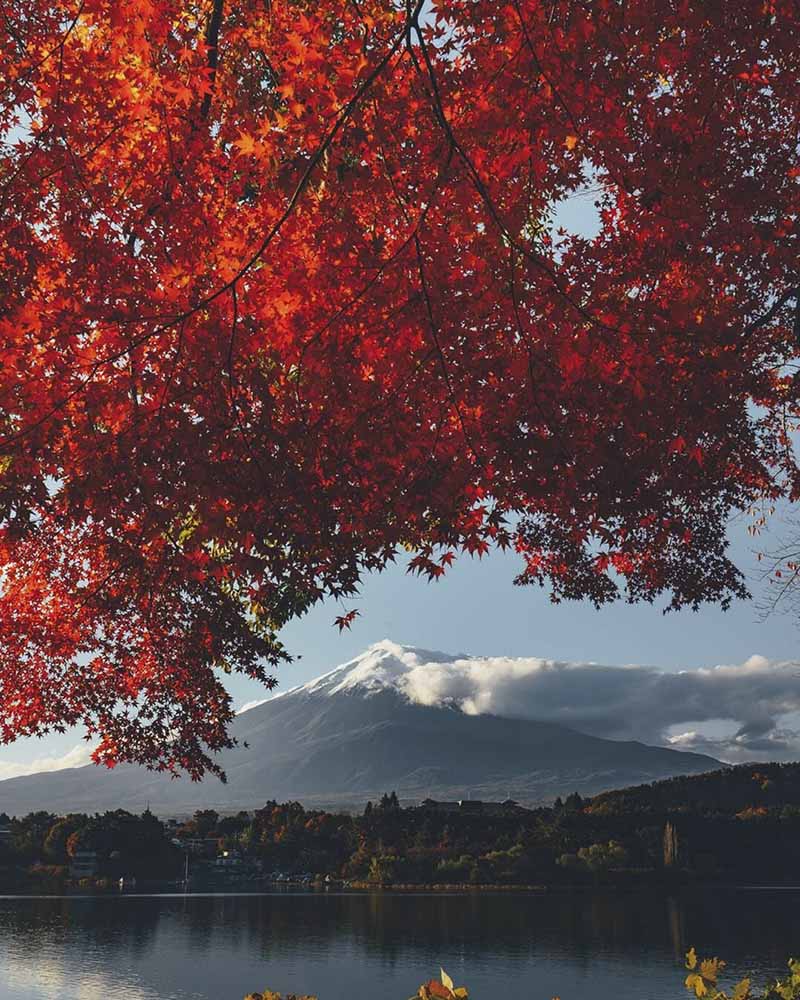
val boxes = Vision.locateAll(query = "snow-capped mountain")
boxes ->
[250,639,466,702]
[0,641,722,816]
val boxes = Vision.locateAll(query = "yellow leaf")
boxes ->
[700,958,725,984]
[732,978,751,1000]
[564,135,579,150]
[453,990,468,999]
[685,973,708,997]
[441,969,454,992]
[686,948,698,971]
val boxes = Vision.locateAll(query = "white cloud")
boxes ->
[668,730,703,747]
[743,654,771,669]
[0,743,95,782]
[345,642,800,763]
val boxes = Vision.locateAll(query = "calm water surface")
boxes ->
[1,888,799,1000]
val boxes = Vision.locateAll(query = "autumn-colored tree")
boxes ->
[1,0,799,775]
[43,814,86,864]
[65,825,98,859]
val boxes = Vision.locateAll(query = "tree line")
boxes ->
[2,763,800,889]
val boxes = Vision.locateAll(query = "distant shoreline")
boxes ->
[4,875,800,899]
[3,882,800,901]
[344,881,549,892]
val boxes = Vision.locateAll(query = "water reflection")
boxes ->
[1,889,798,1000]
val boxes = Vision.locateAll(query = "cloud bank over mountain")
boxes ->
[306,642,800,762]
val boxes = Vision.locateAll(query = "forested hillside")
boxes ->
[588,762,800,816]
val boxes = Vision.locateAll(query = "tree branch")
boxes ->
[743,286,799,341]
[200,0,225,120]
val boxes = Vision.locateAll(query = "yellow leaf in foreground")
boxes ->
[700,958,725,983]
[685,972,708,997]
[732,978,751,1000]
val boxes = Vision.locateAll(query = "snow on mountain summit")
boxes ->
[301,639,463,697]
[235,639,444,713]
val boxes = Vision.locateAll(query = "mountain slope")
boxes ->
[0,641,722,815]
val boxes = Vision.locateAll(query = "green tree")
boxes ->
[192,810,220,837]
[367,854,399,884]
[576,840,629,873]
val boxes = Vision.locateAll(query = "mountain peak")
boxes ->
[298,639,461,698]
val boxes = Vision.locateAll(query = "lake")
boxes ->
[1,888,798,999]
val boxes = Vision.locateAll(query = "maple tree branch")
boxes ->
[226,280,239,401]
[294,124,461,438]
[7,0,86,89]
[511,0,630,200]
[293,130,451,370]
[0,6,423,454]
[408,9,616,338]
[507,247,573,468]
[414,234,483,467]
[161,0,425,329]
[288,99,453,420]
[294,122,454,382]
[225,282,268,475]
[156,317,187,428]
[200,0,225,120]
[742,286,800,342]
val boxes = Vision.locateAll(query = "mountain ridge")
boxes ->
[0,640,722,815]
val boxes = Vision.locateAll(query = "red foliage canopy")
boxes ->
[0,0,798,775]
